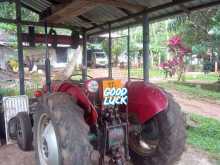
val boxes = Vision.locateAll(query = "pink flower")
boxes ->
[168,36,182,46]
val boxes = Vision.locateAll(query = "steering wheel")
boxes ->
[68,73,93,82]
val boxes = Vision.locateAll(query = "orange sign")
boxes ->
[102,80,128,106]
[102,80,122,91]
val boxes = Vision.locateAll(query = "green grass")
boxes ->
[185,73,219,82]
[159,82,220,102]
[187,113,220,159]
[0,87,37,97]
[88,68,164,79]
[130,68,164,78]
[150,69,164,78]
[0,87,38,97]
[0,88,19,96]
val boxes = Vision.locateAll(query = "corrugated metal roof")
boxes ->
[20,0,220,35]
[21,0,51,13]
[126,0,172,8]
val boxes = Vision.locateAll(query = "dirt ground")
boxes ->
[0,94,218,165]
[167,89,220,120]
[0,69,219,164]
[0,144,216,165]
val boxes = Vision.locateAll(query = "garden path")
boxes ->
[169,89,220,120]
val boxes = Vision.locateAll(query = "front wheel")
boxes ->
[34,93,93,165]
[129,95,186,165]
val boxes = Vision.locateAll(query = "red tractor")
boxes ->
[33,74,186,165]
[30,13,186,165]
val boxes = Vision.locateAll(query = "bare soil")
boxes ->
[0,144,216,165]
[0,145,34,165]
[168,89,220,120]
[0,69,219,164]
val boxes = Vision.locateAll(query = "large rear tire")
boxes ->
[34,93,93,165]
[129,95,186,165]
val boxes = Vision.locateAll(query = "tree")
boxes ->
[161,36,191,81]
[99,22,172,68]
[168,8,220,70]
[168,9,217,46]
[0,2,39,33]
[150,21,171,66]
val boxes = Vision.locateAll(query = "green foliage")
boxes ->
[150,21,171,65]
[0,2,39,33]
[112,37,127,58]
[88,43,103,50]
[0,23,16,32]
[192,43,209,55]
[100,22,171,67]
[168,9,220,53]
[0,87,38,97]
[0,2,16,19]
[187,113,220,159]
[0,2,38,21]
[0,87,19,96]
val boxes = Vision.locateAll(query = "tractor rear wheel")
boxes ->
[34,93,93,165]
[129,95,186,165]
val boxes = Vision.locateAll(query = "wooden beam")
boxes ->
[78,15,97,27]
[46,0,96,24]
[22,33,82,45]
[44,0,145,24]
[90,0,145,12]
[179,4,190,14]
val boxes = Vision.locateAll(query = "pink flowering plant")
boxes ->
[160,36,191,81]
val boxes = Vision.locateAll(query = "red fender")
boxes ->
[126,81,168,124]
[46,82,98,125]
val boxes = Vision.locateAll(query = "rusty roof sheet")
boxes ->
[21,0,51,13]
[19,0,220,35]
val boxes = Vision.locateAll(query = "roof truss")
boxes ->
[43,0,146,24]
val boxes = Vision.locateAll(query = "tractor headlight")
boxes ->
[87,80,99,93]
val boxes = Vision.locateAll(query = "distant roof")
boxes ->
[9,0,220,35]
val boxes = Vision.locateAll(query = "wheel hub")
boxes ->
[139,140,151,150]
[17,121,22,137]
[42,138,49,159]
[129,119,159,156]
[37,114,60,165]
